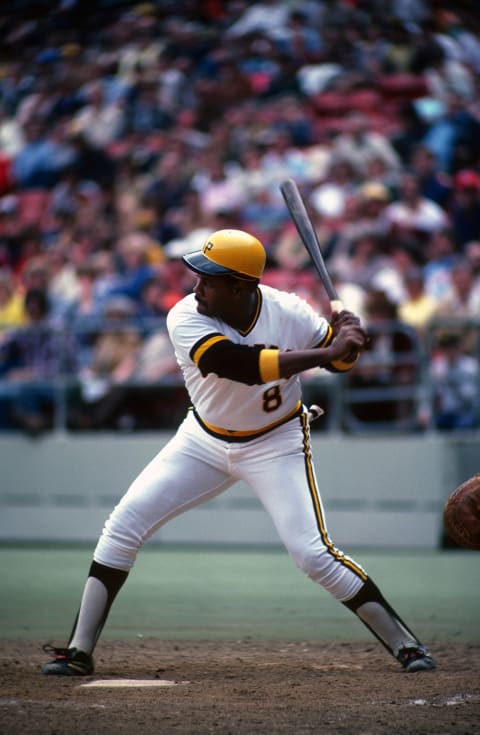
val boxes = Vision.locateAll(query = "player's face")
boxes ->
[193,274,242,323]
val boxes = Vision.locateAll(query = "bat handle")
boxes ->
[330,299,344,313]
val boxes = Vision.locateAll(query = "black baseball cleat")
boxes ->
[42,644,94,676]
[397,645,436,673]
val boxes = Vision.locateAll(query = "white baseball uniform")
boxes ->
[93,284,367,602]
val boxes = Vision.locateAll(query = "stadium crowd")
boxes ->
[0,0,479,434]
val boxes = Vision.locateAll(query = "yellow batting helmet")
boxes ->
[182,229,266,280]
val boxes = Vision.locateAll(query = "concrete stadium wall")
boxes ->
[0,431,478,549]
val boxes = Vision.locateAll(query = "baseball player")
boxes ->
[42,229,436,676]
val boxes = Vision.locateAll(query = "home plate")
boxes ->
[81,679,187,688]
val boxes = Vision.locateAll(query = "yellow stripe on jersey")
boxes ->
[191,334,229,365]
[259,348,280,382]
[317,324,333,347]
[300,412,367,582]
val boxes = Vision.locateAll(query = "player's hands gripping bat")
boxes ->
[280,178,343,314]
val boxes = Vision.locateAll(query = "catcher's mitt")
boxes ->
[443,473,480,550]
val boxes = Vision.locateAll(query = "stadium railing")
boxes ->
[0,317,479,434]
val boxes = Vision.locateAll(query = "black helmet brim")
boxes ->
[182,250,234,276]
[182,250,257,280]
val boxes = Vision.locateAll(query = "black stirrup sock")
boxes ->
[342,577,421,657]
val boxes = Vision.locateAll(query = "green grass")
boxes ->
[1,545,479,642]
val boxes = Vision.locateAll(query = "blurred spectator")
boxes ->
[88,250,123,304]
[193,156,246,219]
[397,265,438,337]
[71,81,127,149]
[258,127,311,195]
[152,255,196,312]
[344,289,420,428]
[68,132,117,198]
[239,188,289,250]
[109,232,162,304]
[68,296,142,430]
[464,240,480,283]
[310,157,358,226]
[0,196,20,269]
[349,19,392,77]
[330,229,403,305]
[126,80,174,136]
[422,93,480,173]
[435,257,480,318]
[42,245,80,317]
[138,275,170,323]
[17,254,71,321]
[230,36,281,98]
[194,53,252,129]
[423,43,475,104]
[222,144,266,199]
[157,56,196,118]
[381,20,417,74]
[0,286,77,434]
[449,168,480,247]
[354,180,392,228]
[362,155,399,196]
[143,149,193,223]
[381,171,450,248]
[69,294,184,431]
[133,330,179,384]
[116,15,165,79]
[409,144,452,208]
[430,333,480,431]
[267,9,323,64]
[63,261,106,368]
[331,112,402,179]
[423,227,458,301]
[409,21,450,76]
[11,119,73,189]
[0,268,25,330]
[271,217,319,274]
[272,94,316,149]
[434,9,480,74]
[390,101,430,166]
[0,101,24,157]
[225,1,291,39]
[434,257,480,355]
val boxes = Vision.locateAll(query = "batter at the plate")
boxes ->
[42,229,436,676]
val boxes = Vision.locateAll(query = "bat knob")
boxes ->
[307,404,324,423]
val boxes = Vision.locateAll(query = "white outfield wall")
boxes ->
[0,431,478,549]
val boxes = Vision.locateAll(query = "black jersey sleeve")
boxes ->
[190,333,265,385]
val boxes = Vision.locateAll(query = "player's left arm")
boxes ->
[191,313,367,385]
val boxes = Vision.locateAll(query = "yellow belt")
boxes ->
[192,401,303,443]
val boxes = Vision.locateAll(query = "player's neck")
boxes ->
[224,289,259,332]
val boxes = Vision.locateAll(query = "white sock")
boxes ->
[355,601,419,656]
[69,577,108,655]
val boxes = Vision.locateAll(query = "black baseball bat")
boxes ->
[280,178,343,312]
